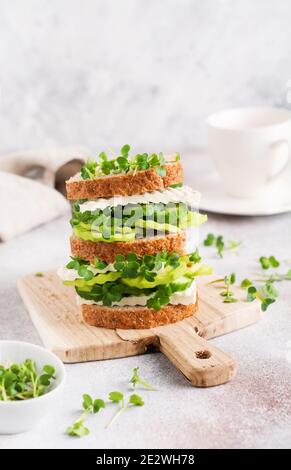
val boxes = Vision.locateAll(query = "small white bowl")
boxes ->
[0,340,66,434]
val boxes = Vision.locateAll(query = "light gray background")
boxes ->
[0,0,291,152]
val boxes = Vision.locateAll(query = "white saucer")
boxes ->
[194,173,291,216]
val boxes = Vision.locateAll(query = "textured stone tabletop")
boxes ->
[0,158,291,449]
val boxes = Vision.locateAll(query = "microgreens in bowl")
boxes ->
[0,359,56,401]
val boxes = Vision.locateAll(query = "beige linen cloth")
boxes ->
[0,146,89,241]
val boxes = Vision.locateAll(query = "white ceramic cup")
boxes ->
[207,107,291,198]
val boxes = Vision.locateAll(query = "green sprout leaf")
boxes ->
[129,367,156,391]
[67,420,90,437]
[247,286,257,302]
[67,393,105,437]
[261,298,276,312]
[259,256,280,270]
[241,278,253,289]
[80,159,98,179]
[129,394,144,406]
[189,249,202,264]
[78,266,94,281]
[93,257,108,270]
[43,365,55,376]
[121,144,130,155]
[263,281,279,299]
[108,391,124,403]
[246,281,277,311]
[82,394,93,410]
[216,236,224,258]
[203,233,215,246]
[93,399,105,413]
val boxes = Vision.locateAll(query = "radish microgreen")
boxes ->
[66,393,105,437]
[129,367,156,391]
[259,256,280,270]
[203,233,242,258]
[107,391,144,428]
[242,281,278,312]
[79,145,180,180]
[0,360,55,401]
[210,273,238,303]
[67,368,154,436]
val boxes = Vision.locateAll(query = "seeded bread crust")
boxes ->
[70,232,186,263]
[66,162,183,200]
[82,301,197,329]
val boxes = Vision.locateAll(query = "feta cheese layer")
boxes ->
[78,186,200,212]
[58,264,117,281]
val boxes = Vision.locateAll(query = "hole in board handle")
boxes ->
[195,350,211,359]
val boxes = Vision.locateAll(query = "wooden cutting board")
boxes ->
[17,272,262,387]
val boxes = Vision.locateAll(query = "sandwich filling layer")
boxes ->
[58,251,212,311]
[76,281,196,307]
[71,200,206,243]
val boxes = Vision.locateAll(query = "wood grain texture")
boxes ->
[157,324,237,387]
[17,272,262,387]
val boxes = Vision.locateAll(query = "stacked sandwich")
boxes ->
[59,146,211,329]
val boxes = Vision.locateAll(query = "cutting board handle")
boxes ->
[157,324,237,387]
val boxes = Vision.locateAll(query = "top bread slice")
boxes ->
[66,162,183,200]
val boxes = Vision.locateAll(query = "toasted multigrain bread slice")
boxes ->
[70,232,186,263]
[82,301,197,329]
[66,162,183,200]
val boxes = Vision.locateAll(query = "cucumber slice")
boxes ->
[170,276,192,292]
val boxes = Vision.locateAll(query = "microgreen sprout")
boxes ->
[241,280,278,312]
[66,393,105,437]
[67,368,155,436]
[0,360,55,401]
[79,146,180,180]
[189,249,202,264]
[251,269,291,283]
[129,367,156,391]
[239,261,291,311]
[107,391,144,428]
[203,233,242,258]
[210,273,238,303]
[259,256,280,270]
[240,267,290,311]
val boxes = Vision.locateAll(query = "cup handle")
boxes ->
[268,139,291,181]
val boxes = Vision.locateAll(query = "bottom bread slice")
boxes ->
[82,302,197,329]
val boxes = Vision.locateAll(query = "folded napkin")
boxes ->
[0,146,90,241]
